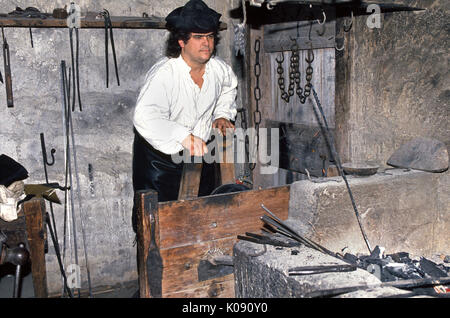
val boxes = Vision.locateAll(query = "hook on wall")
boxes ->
[316,10,327,36]
[343,10,353,32]
[335,38,345,51]
[40,133,56,167]
[317,10,326,25]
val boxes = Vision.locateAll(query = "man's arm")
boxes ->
[134,66,192,153]
[212,62,238,131]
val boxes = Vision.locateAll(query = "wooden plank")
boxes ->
[160,237,236,293]
[219,136,235,185]
[138,185,290,298]
[178,163,203,200]
[163,276,235,298]
[23,198,47,298]
[0,15,228,30]
[157,185,290,249]
[136,190,161,298]
[269,48,335,126]
[267,119,334,176]
[264,18,336,53]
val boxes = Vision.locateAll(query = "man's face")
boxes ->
[179,32,215,66]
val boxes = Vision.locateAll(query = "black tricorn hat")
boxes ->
[165,0,221,33]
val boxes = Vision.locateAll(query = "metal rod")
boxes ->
[68,93,93,297]
[310,86,372,253]
[46,213,73,298]
[261,204,340,259]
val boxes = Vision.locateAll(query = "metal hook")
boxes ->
[305,43,314,63]
[335,38,345,51]
[40,133,56,166]
[290,37,299,51]
[343,10,353,33]
[275,51,284,63]
[315,10,326,36]
[317,10,326,25]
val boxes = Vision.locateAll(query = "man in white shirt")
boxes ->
[132,0,237,231]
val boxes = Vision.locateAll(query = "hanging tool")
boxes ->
[2,27,13,108]
[40,133,60,247]
[67,2,82,111]
[29,28,34,48]
[59,60,79,297]
[59,60,93,297]
[67,81,93,298]
[100,9,120,88]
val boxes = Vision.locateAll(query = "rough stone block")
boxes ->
[288,169,449,257]
[233,241,411,298]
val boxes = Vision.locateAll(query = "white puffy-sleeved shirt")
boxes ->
[133,55,238,155]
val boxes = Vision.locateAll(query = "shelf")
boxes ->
[0,14,227,30]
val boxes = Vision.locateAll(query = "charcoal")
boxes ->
[419,257,448,278]
[370,245,385,259]
[384,263,423,280]
[388,252,411,264]
[343,253,359,264]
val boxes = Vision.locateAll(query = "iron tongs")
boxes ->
[100,9,120,88]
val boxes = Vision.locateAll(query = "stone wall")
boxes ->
[335,0,449,165]
[0,0,241,295]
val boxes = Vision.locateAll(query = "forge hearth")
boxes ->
[233,168,449,297]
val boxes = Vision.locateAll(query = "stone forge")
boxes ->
[233,169,449,297]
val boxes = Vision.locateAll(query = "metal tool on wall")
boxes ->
[67,2,82,112]
[59,60,93,297]
[1,27,13,108]
[39,133,75,297]
[100,9,120,88]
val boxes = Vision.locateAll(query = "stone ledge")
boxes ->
[287,169,449,257]
[233,240,411,298]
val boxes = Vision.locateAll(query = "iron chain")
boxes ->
[251,38,262,170]
[277,41,315,104]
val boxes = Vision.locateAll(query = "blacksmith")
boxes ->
[132,0,237,232]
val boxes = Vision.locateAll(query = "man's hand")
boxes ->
[181,134,208,157]
[212,118,235,136]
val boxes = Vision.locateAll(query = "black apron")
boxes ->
[132,128,217,232]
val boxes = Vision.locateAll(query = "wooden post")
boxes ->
[23,198,47,298]
[178,163,203,200]
[136,189,161,298]
[219,135,236,185]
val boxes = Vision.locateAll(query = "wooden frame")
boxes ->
[136,185,290,298]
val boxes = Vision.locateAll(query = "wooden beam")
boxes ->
[158,185,290,249]
[219,136,235,185]
[0,15,227,30]
[136,189,162,298]
[23,198,47,298]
